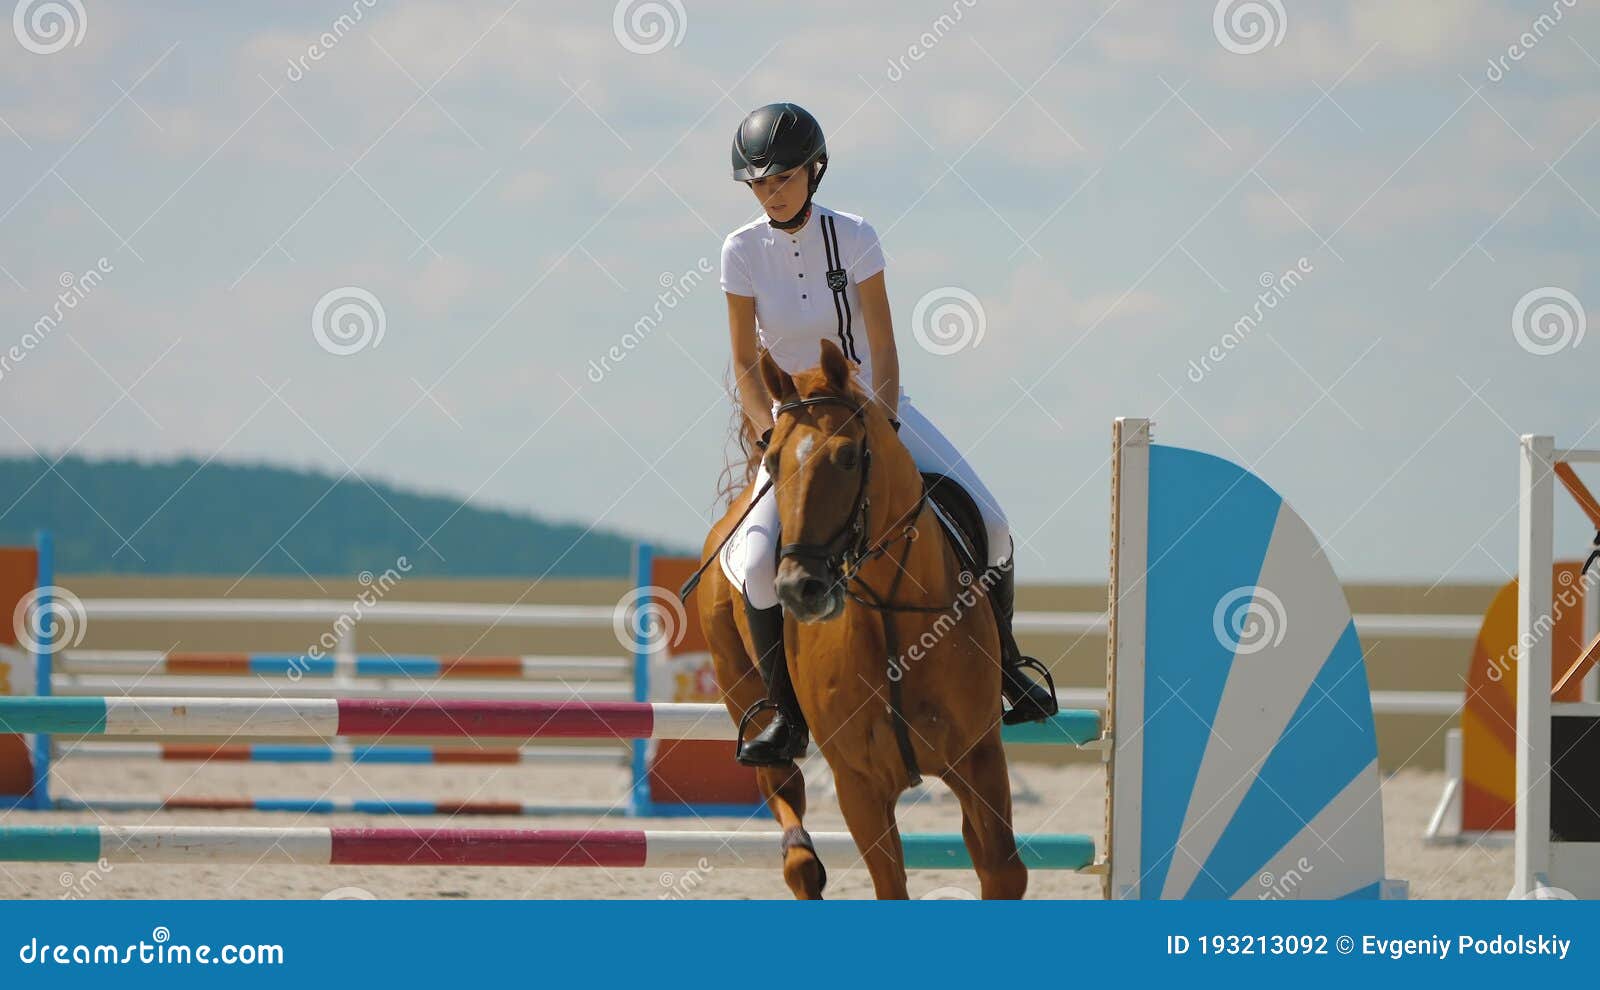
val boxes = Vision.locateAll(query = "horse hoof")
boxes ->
[781,825,827,899]
[783,852,827,899]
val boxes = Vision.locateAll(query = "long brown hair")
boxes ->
[713,364,764,510]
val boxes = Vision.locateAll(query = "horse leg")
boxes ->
[833,768,909,899]
[700,579,826,899]
[754,763,826,899]
[943,733,1028,899]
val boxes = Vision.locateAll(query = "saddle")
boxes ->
[920,472,988,579]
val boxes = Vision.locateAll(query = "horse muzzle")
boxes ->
[775,559,846,623]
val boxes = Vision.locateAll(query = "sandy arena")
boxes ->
[0,758,1508,900]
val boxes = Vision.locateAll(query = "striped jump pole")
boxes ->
[50,679,634,703]
[0,825,1096,870]
[0,698,1103,746]
[54,742,626,766]
[56,651,631,680]
[51,797,623,817]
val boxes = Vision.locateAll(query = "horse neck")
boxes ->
[850,426,953,603]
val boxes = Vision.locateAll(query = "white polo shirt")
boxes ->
[720,203,887,390]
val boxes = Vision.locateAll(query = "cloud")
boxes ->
[409,255,482,316]
[498,167,552,205]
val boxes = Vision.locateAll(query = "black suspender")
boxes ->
[820,214,860,362]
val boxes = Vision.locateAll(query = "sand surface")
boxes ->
[0,757,1511,900]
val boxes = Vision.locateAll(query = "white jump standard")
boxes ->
[1514,434,1600,898]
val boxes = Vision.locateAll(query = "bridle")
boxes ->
[673,387,956,784]
[770,393,876,582]
[770,394,951,616]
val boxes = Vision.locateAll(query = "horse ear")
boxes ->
[758,348,795,401]
[818,338,851,391]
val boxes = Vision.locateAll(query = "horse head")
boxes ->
[757,338,906,623]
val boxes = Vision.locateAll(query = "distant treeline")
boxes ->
[0,455,677,577]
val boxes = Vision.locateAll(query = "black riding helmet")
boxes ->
[731,102,828,231]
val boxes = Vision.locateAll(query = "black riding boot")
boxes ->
[735,600,810,766]
[989,559,1059,726]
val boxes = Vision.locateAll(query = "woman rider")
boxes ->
[720,102,1057,766]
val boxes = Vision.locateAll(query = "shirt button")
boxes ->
[793,252,799,256]
[801,293,807,299]
[797,273,803,278]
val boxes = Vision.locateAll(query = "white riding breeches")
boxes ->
[719,389,1013,610]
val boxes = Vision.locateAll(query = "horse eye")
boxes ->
[837,445,859,470]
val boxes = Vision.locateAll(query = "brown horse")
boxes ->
[695,338,1026,899]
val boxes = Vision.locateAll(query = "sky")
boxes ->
[0,0,1596,582]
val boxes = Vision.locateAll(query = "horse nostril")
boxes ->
[799,577,829,602]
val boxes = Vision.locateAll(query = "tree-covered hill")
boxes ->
[0,455,678,577]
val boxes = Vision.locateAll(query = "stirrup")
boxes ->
[734,697,782,764]
[1001,656,1059,726]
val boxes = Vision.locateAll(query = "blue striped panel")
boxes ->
[641,802,765,818]
[248,654,333,676]
[253,798,340,813]
[0,697,109,735]
[900,833,1095,870]
[1001,709,1101,745]
[1139,445,1281,900]
[354,656,444,677]
[0,826,102,862]
[249,745,336,763]
[349,746,435,764]
[1185,621,1375,898]
[354,799,437,815]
